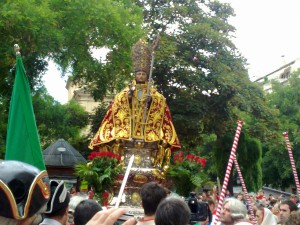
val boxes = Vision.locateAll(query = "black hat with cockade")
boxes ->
[0,160,50,220]
[45,180,70,214]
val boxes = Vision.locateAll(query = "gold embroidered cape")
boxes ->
[89,84,180,151]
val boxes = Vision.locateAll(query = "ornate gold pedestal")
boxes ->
[112,140,165,207]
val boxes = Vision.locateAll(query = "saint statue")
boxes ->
[89,39,180,204]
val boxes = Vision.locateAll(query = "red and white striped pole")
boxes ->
[283,132,300,200]
[213,120,244,225]
[233,157,257,224]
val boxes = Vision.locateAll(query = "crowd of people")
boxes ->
[193,188,300,225]
[2,159,300,225]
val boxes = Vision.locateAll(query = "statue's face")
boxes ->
[135,71,147,84]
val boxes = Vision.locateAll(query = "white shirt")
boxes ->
[39,218,63,225]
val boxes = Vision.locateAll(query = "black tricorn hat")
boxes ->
[45,180,70,214]
[0,160,50,220]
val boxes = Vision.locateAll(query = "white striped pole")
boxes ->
[233,157,257,224]
[213,120,244,225]
[283,132,300,200]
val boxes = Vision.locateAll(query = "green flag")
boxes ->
[5,54,46,170]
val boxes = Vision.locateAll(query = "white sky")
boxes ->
[221,0,300,80]
[44,0,300,104]
[43,60,69,104]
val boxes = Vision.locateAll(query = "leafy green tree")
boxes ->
[49,0,144,99]
[212,132,262,193]
[33,87,89,150]
[0,86,89,158]
[1,0,143,94]
[0,101,8,158]
[129,0,279,191]
[263,71,300,189]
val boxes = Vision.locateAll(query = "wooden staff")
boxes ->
[213,120,244,225]
[283,132,300,200]
[233,157,257,224]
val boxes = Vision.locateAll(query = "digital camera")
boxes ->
[186,192,211,224]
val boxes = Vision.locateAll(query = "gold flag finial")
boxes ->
[14,44,20,56]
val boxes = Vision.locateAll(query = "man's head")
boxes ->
[249,194,256,204]
[285,211,300,225]
[207,197,215,213]
[290,194,297,202]
[43,180,70,224]
[237,193,244,201]
[68,195,88,225]
[201,192,208,201]
[279,199,298,224]
[135,71,148,84]
[74,199,102,225]
[254,204,264,225]
[220,198,248,225]
[272,202,280,218]
[155,196,190,225]
[0,160,50,225]
[140,182,167,216]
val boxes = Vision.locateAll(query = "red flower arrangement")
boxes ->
[166,151,209,197]
[88,151,121,161]
[174,152,207,168]
[75,151,122,202]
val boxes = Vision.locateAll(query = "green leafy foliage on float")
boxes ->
[166,152,210,197]
[75,151,122,199]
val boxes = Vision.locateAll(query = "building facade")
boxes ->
[254,58,300,92]
[66,80,114,114]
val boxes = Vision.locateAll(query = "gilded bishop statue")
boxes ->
[89,39,180,205]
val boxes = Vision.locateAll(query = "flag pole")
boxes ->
[14,44,21,56]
